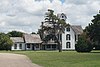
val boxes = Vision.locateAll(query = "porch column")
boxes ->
[25,44,27,50]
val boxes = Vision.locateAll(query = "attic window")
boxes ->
[62,16,64,18]
[66,27,70,31]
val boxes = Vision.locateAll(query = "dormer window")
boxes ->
[57,13,67,21]
[66,27,70,31]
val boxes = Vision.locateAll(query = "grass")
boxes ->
[0,50,100,67]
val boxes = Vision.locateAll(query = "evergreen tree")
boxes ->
[75,33,93,52]
[39,9,68,52]
[85,11,100,49]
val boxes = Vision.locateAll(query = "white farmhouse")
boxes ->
[10,37,25,50]
[62,25,83,50]
[10,13,83,51]
[57,13,83,50]
[10,34,42,50]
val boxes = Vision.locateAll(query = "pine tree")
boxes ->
[85,11,100,49]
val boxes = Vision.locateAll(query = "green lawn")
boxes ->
[1,50,100,67]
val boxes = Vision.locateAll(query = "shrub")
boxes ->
[75,33,93,52]
[0,33,13,50]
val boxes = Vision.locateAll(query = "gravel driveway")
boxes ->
[0,53,42,67]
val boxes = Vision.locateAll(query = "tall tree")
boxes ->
[39,9,68,52]
[7,31,23,37]
[85,11,100,49]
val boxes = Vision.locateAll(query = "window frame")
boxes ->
[47,45,51,48]
[66,34,71,40]
[66,42,71,48]
[14,44,17,49]
[27,44,30,48]
[66,27,70,32]
[19,44,22,49]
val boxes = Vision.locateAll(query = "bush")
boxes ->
[75,33,93,52]
[0,33,13,50]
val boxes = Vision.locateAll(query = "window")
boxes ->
[66,42,71,48]
[75,35,76,41]
[57,34,62,41]
[36,44,39,48]
[52,44,56,48]
[66,34,71,40]
[60,34,62,41]
[27,44,30,48]
[66,27,70,31]
[19,44,22,49]
[47,45,51,48]
[14,44,17,49]
[62,16,64,18]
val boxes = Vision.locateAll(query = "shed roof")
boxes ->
[23,34,42,43]
[10,37,24,43]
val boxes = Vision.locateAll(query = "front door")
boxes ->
[32,44,35,50]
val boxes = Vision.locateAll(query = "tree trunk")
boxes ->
[58,40,62,52]
[54,35,62,52]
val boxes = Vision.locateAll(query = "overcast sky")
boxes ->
[0,0,100,33]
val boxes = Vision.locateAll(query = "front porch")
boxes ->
[41,44,58,50]
[25,43,41,50]
[25,43,58,50]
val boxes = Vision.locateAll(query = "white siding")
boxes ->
[11,43,25,50]
[62,27,75,50]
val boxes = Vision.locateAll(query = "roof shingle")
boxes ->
[23,34,42,43]
[71,25,83,34]
[10,37,24,43]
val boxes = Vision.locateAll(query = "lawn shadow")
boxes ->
[91,50,100,53]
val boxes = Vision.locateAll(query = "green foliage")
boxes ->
[85,11,100,49]
[0,33,13,50]
[31,32,36,34]
[75,33,93,52]
[7,31,23,37]
[39,9,68,52]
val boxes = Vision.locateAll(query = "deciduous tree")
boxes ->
[7,31,23,37]
[0,33,13,50]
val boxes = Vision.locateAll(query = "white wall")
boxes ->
[11,43,25,50]
[62,27,75,50]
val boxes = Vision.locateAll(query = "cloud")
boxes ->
[0,0,99,33]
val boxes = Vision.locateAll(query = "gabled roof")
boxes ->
[10,37,24,43]
[71,25,83,34]
[23,34,42,43]
[57,13,67,19]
